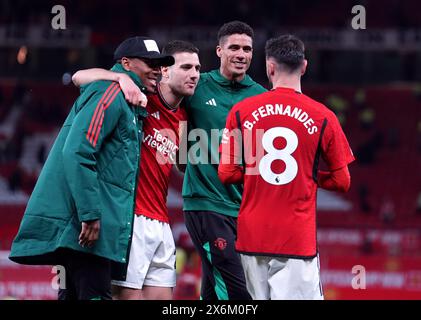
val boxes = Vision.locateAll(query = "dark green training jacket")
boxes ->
[9,64,147,265]
[182,69,267,217]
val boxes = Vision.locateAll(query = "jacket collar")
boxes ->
[209,69,255,88]
[111,63,146,92]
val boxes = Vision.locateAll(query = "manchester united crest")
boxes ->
[214,237,227,250]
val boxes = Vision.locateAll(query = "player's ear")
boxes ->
[301,59,308,76]
[161,66,170,79]
[216,45,222,58]
[266,60,276,77]
[121,57,131,71]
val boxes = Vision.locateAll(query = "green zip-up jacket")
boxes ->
[9,64,147,265]
[182,69,267,217]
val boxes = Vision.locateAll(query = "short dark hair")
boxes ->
[162,40,199,56]
[265,35,305,73]
[217,21,254,44]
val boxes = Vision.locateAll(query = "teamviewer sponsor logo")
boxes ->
[144,128,178,164]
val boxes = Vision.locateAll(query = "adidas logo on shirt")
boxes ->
[151,111,160,120]
[205,98,217,106]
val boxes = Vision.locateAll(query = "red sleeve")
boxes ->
[218,163,244,184]
[318,165,351,193]
[218,109,244,184]
[321,113,355,171]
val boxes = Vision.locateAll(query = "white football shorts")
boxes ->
[240,254,324,300]
[112,214,176,289]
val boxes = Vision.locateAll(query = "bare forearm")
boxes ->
[72,68,147,107]
[72,68,120,87]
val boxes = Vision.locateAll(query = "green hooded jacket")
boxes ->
[182,69,267,217]
[9,64,147,265]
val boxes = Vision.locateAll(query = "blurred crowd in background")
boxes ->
[0,0,421,299]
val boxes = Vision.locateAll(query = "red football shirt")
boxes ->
[134,89,187,223]
[220,87,354,258]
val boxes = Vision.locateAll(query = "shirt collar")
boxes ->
[272,87,302,94]
[209,69,255,88]
[111,63,146,92]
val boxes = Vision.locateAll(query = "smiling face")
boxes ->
[122,57,161,93]
[216,33,253,81]
[162,52,201,97]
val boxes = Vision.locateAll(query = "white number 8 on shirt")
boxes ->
[258,127,298,185]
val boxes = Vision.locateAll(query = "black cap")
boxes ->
[114,36,175,66]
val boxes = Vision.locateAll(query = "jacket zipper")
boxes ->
[123,107,146,264]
